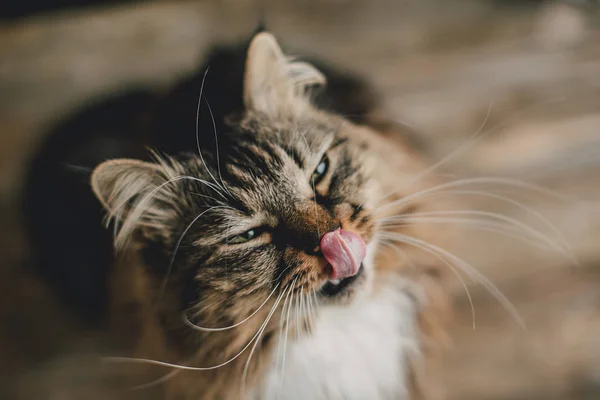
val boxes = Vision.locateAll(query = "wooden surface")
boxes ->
[1,0,599,398]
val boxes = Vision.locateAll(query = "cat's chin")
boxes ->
[320,264,364,295]
[317,263,371,306]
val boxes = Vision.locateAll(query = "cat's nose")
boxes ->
[320,229,366,279]
[279,201,338,254]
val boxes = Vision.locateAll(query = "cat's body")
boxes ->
[23,30,449,399]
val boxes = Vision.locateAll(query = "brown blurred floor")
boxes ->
[1,1,599,399]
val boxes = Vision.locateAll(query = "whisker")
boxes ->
[371,96,565,208]
[379,210,573,260]
[187,191,232,206]
[269,264,297,285]
[380,238,477,329]
[160,206,229,294]
[194,67,228,197]
[203,93,232,197]
[300,288,308,337]
[308,292,318,328]
[312,290,320,322]
[382,218,564,256]
[275,285,294,380]
[305,290,315,333]
[280,283,296,393]
[381,188,574,257]
[241,285,293,397]
[376,176,570,217]
[114,174,228,249]
[380,232,525,328]
[275,290,292,380]
[379,241,418,270]
[104,287,289,371]
[183,284,280,332]
[296,288,302,339]
[381,97,493,200]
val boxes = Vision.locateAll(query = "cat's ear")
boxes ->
[243,32,326,117]
[91,159,174,248]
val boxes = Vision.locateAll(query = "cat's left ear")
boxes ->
[91,158,175,249]
[243,32,326,117]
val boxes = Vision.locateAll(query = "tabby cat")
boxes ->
[25,30,449,399]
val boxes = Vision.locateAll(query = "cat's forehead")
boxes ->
[177,112,354,223]
[239,113,339,150]
[201,122,335,211]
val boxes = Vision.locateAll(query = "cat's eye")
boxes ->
[229,229,256,244]
[311,155,330,185]
[228,228,258,244]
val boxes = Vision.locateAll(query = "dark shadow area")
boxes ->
[0,0,146,20]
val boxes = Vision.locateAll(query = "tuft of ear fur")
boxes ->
[91,159,176,249]
[243,32,326,117]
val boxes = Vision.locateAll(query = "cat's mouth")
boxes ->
[319,263,364,297]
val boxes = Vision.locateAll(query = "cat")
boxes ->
[24,30,449,399]
[22,26,406,321]
[93,31,450,399]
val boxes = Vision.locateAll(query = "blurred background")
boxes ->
[1,0,599,399]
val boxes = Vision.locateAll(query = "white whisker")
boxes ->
[295,288,301,339]
[379,241,418,270]
[306,290,315,332]
[374,97,493,206]
[161,206,229,294]
[183,284,280,332]
[104,287,289,371]
[275,284,294,384]
[380,210,572,260]
[203,93,232,197]
[382,218,564,255]
[371,97,565,208]
[114,174,228,249]
[187,191,232,206]
[380,238,477,329]
[241,285,293,397]
[376,176,569,217]
[194,67,229,197]
[312,290,320,322]
[380,232,525,328]
[279,283,296,395]
[300,288,308,336]
[383,188,574,257]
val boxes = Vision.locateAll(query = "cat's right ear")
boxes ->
[243,32,325,117]
[91,159,173,248]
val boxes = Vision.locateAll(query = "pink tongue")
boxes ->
[320,229,367,280]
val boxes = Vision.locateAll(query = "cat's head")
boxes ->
[92,32,386,335]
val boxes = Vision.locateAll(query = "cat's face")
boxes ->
[92,33,382,334]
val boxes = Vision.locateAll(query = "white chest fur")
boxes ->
[251,283,418,400]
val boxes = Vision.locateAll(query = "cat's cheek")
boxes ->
[364,240,378,270]
[360,240,378,294]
